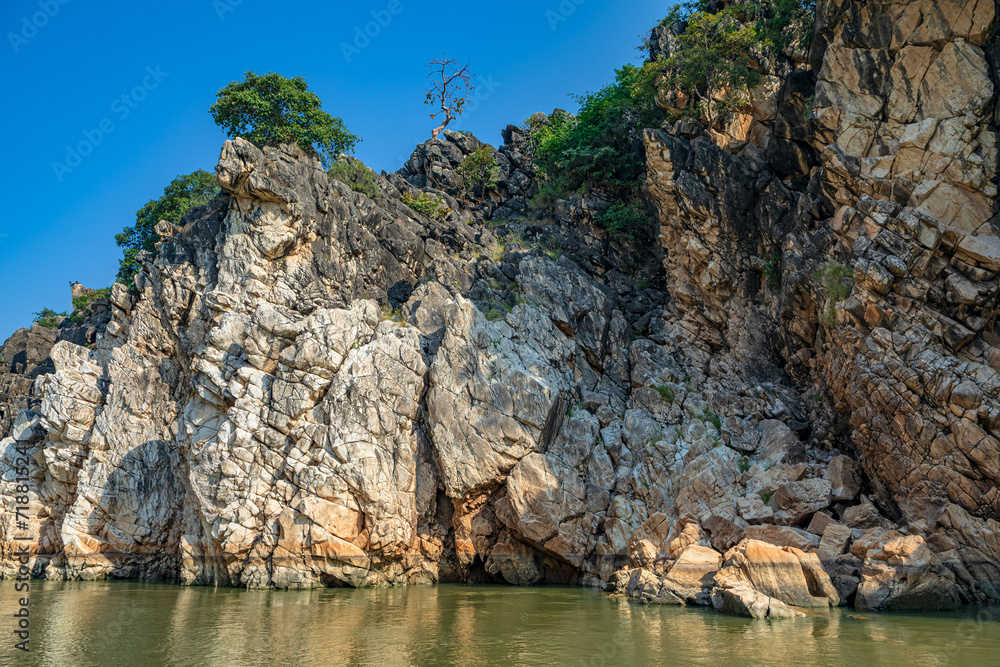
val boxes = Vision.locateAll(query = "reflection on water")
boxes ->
[2,582,999,666]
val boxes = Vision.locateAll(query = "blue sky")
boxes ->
[0,0,668,341]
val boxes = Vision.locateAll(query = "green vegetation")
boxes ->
[755,0,817,51]
[115,170,219,290]
[33,308,65,329]
[456,146,501,194]
[596,204,651,240]
[738,459,751,473]
[654,383,675,404]
[210,71,360,167]
[531,64,661,205]
[527,2,814,219]
[764,251,782,290]
[328,157,381,199]
[699,408,722,431]
[401,191,451,220]
[760,490,776,504]
[484,306,509,322]
[381,305,405,323]
[646,1,816,126]
[804,93,815,117]
[486,232,525,262]
[69,287,111,323]
[812,260,854,326]
[481,286,526,321]
[658,4,762,126]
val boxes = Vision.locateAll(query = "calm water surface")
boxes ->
[1,582,999,666]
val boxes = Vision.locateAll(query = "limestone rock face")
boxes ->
[0,134,794,591]
[856,535,959,611]
[1,0,999,618]
[661,545,723,605]
[0,292,110,437]
[810,0,1000,539]
[642,0,1000,611]
[714,539,840,609]
[1,140,468,587]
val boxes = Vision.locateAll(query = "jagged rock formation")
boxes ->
[1,0,999,618]
[399,123,540,222]
[626,0,1000,613]
[0,287,110,437]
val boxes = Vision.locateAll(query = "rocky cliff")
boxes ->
[2,0,999,617]
[0,287,110,438]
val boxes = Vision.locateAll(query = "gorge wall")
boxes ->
[2,0,999,616]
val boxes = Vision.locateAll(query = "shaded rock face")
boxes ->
[810,0,1000,525]
[0,292,110,438]
[0,131,856,594]
[398,124,540,222]
[635,0,1000,613]
[0,135,668,589]
[1,0,999,618]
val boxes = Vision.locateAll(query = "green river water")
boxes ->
[1,582,999,666]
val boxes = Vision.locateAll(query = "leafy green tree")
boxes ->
[661,5,762,127]
[33,308,65,329]
[651,0,816,127]
[328,157,381,199]
[532,64,662,204]
[210,71,361,166]
[596,203,652,240]
[743,0,817,51]
[115,170,219,289]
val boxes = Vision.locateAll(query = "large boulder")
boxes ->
[714,539,840,611]
[715,584,805,620]
[485,531,540,585]
[661,545,723,606]
[856,535,958,611]
[770,478,833,526]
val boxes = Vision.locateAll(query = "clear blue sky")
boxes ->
[0,0,668,341]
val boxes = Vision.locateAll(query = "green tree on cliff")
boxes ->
[115,170,219,289]
[660,5,762,127]
[649,0,816,127]
[210,71,361,166]
[532,64,662,204]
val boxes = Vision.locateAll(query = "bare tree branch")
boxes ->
[424,55,474,139]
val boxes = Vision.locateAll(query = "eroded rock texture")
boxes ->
[1,0,999,617]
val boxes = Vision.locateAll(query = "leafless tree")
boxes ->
[425,55,474,139]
